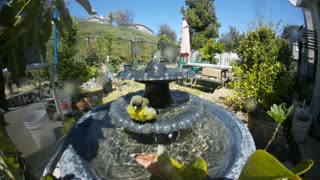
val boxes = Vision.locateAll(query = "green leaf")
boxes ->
[0,4,15,26]
[36,31,46,62]
[11,0,26,15]
[13,0,41,31]
[0,156,15,180]
[3,156,22,180]
[75,0,97,15]
[40,12,53,44]
[43,174,56,180]
[156,146,184,173]
[0,0,42,51]
[0,132,18,154]
[287,105,294,117]
[291,159,314,176]
[181,157,207,180]
[52,18,65,38]
[7,43,26,78]
[55,0,73,34]
[267,103,294,124]
[157,151,183,180]
[239,150,301,180]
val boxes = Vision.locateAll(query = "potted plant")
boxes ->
[291,103,312,143]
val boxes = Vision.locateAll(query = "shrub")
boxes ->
[199,38,224,63]
[58,24,97,83]
[84,50,101,68]
[109,55,121,73]
[229,25,294,108]
[157,35,178,63]
[59,58,97,82]
[62,117,78,136]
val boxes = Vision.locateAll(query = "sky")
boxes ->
[67,0,304,39]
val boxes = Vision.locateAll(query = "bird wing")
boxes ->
[142,97,150,107]
[143,107,157,121]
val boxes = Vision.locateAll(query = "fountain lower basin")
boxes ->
[43,91,255,180]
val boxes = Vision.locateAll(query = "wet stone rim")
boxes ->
[117,68,196,81]
[109,91,205,134]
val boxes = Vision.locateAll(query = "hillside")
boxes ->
[77,19,159,43]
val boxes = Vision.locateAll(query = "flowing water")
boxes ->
[91,113,232,179]
[48,92,254,179]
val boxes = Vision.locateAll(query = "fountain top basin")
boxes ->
[109,91,204,135]
[117,61,195,82]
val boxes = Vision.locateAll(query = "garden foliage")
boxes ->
[157,35,179,63]
[239,150,313,180]
[96,31,121,73]
[0,125,24,180]
[265,103,294,150]
[58,24,97,82]
[133,145,312,180]
[267,103,294,124]
[181,0,220,49]
[157,24,177,41]
[220,26,244,52]
[229,25,294,108]
[199,38,224,63]
[0,0,95,178]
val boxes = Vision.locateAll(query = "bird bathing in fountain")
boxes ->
[127,95,156,122]
[109,61,205,143]
[43,61,255,180]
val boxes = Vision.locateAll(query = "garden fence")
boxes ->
[46,36,158,66]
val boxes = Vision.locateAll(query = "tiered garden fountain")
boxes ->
[44,61,255,179]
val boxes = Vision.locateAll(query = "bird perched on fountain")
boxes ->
[127,95,157,122]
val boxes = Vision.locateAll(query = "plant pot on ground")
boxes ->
[291,106,312,143]
[309,116,320,141]
[103,81,113,94]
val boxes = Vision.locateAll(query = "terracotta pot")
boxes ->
[75,101,86,111]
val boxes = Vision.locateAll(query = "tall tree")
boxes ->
[200,38,225,63]
[181,0,220,49]
[220,26,244,52]
[107,11,115,25]
[157,24,177,41]
[114,9,133,26]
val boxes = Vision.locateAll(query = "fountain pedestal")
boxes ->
[143,81,171,108]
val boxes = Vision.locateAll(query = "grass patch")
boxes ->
[77,20,159,42]
[102,80,144,104]
[62,117,78,136]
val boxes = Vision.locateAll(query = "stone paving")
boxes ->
[4,102,63,178]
